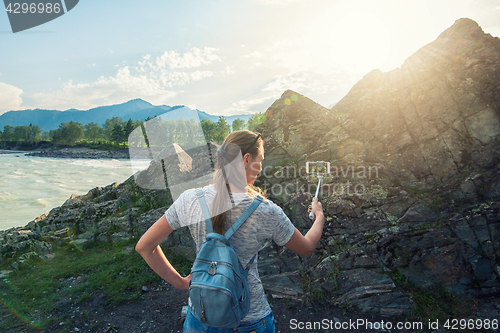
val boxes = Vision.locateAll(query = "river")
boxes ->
[0,153,137,231]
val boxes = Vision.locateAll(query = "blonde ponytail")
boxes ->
[211,130,263,234]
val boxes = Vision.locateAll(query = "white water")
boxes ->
[0,154,137,231]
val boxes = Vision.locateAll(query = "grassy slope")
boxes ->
[0,240,191,332]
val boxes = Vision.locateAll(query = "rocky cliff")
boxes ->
[1,18,499,320]
[256,18,500,316]
[264,18,500,189]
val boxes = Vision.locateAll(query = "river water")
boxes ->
[0,153,138,231]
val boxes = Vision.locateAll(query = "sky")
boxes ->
[1,0,500,117]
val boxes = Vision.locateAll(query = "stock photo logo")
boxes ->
[3,0,78,33]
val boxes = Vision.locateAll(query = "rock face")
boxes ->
[262,18,500,188]
[323,18,500,187]
[255,18,500,316]
[262,90,332,168]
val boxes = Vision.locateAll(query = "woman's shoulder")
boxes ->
[251,194,284,214]
[179,185,215,199]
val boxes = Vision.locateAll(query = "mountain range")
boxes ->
[0,99,252,132]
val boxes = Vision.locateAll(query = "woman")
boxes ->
[136,130,325,333]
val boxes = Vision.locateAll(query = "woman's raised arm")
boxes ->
[284,198,325,257]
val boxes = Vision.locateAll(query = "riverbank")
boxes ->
[25,147,129,159]
[0,149,27,155]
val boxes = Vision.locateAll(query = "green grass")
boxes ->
[75,140,126,151]
[402,185,435,198]
[299,262,344,309]
[300,269,325,307]
[388,271,477,322]
[0,240,191,331]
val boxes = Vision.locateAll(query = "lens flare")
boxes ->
[0,280,44,330]
[66,225,85,253]
[283,93,299,106]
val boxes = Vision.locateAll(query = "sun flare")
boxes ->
[321,11,393,73]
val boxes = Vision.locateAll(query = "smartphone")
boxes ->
[306,161,330,175]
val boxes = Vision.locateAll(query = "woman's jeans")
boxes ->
[183,307,275,333]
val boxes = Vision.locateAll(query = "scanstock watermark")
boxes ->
[3,0,79,33]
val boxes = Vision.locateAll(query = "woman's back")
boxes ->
[165,184,295,323]
[136,130,325,332]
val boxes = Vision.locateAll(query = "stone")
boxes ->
[181,306,189,322]
[72,238,90,249]
[33,240,53,255]
[484,167,500,200]
[404,243,472,290]
[471,257,494,281]
[260,271,303,299]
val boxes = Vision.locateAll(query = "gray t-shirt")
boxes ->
[165,185,295,323]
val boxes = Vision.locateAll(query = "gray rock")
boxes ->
[110,231,131,243]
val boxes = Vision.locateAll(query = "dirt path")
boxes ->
[10,281,431,333]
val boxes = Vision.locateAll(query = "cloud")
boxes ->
[262,72,308,94]
[223,95,276,115]
[223,66,235,75]
[485,25,500,37]
[0,82,23,114]
[213,41,359,115]
[245,51,265,59]
[158,70,214,87]
[154,47,220,69]
[32,67,177,110]
[31,48,221,110]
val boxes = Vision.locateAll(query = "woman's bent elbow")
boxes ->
[285,230,319,258]
[296,245,315,258]
[302,248,315,258]
[135,238,146,255]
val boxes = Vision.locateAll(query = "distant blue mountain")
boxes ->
[0,99,253,132]
[196,110,252,125]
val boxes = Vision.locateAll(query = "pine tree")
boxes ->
[111,123,124,145]
[232,118,246,131]
[214,116,231,142]
[247,113,267,131]
[123,119,135,142]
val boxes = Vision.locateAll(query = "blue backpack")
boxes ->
[189,188,263,329]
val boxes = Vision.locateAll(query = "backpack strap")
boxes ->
[195,189,263,238]
[224,195,263,240]
[226,195,263,269]
[195,188,213,233]
[196,189,263,268]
